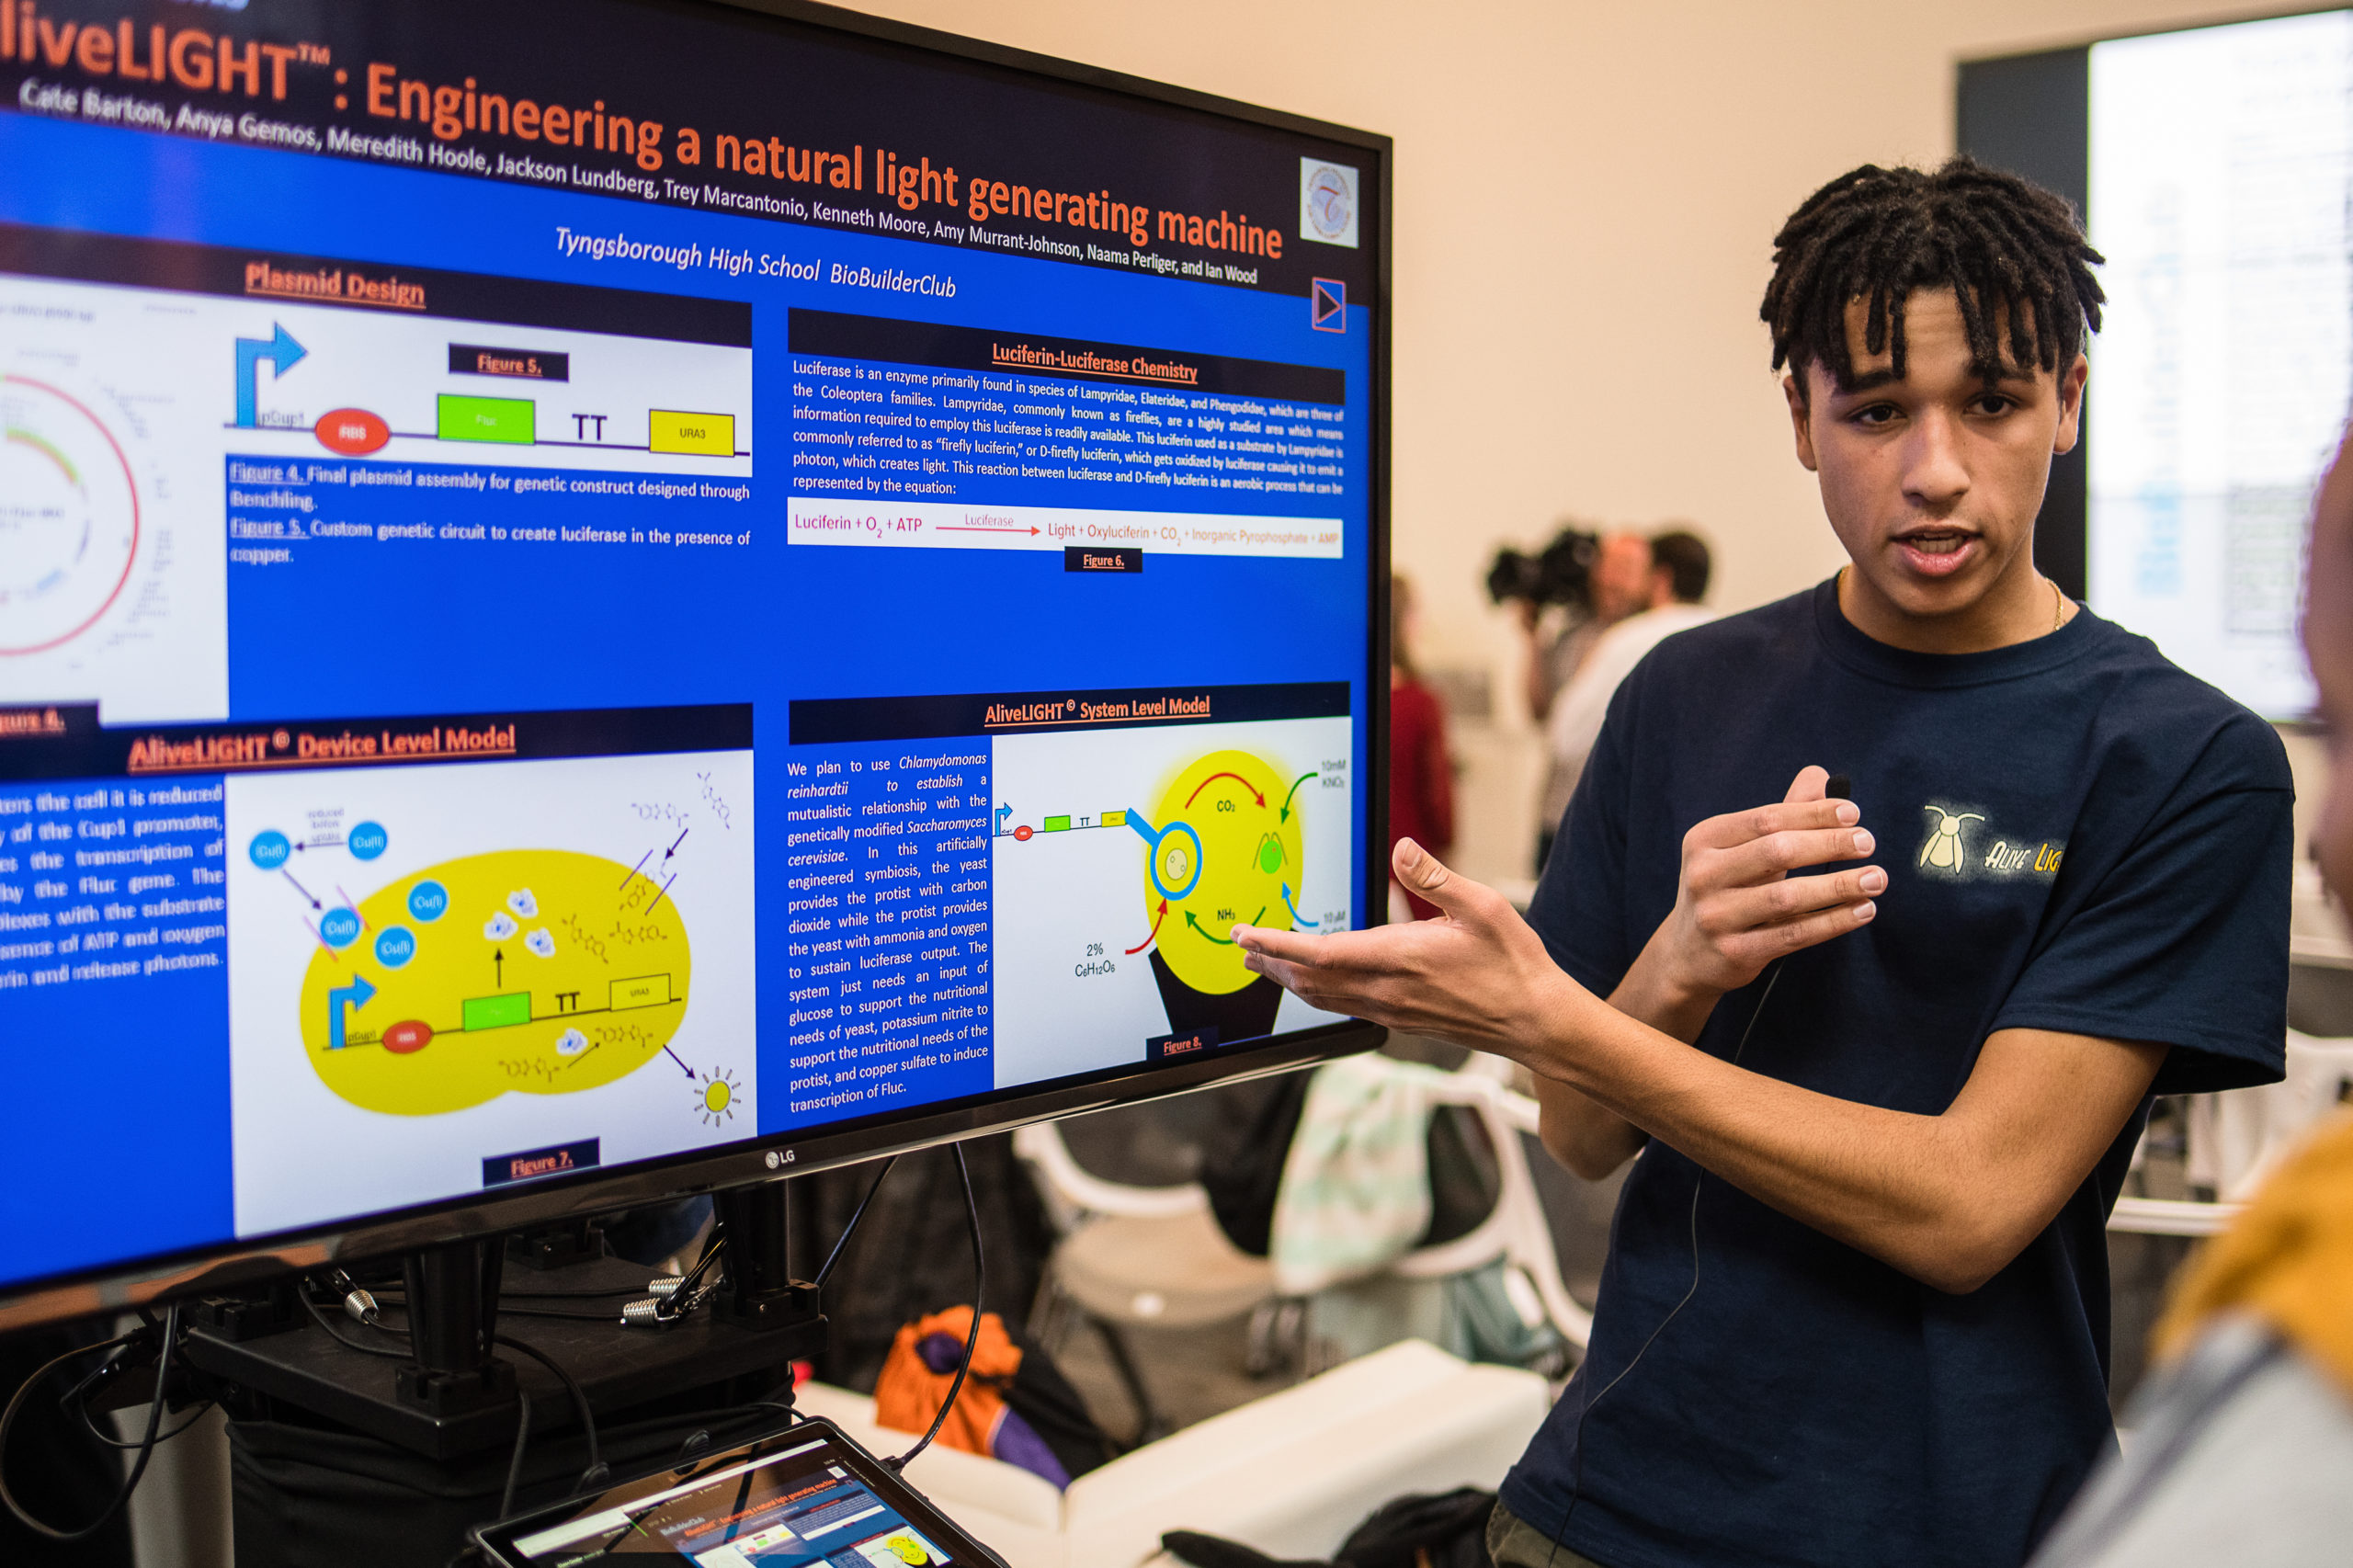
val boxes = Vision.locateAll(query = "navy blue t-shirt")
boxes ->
[1499,581,2291,1568]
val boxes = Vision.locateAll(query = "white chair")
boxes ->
[2185,1029,2353,1201]
[792,1336,1551,1568]
[1013,1058,1592,1436]
[1389,1062,1594,1350]
[1012,1119,1279,1440]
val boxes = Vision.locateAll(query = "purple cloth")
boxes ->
[913,1330,1071,1488]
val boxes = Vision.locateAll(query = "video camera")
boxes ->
[1487,528,1601,610]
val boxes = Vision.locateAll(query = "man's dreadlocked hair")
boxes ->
[1761,156,2105,394]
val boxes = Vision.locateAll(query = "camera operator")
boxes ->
[1498,530,1654,871]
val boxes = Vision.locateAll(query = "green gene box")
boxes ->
[1041,815,1072,832]
[438,393,535,445]
[462,991,533,1031]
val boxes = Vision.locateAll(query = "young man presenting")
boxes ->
[1235,160,2291,1568]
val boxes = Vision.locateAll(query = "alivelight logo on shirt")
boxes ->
[1915,803,2064,881]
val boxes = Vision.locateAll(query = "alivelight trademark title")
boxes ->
[125,723,517,774]
[5,3,1289,262]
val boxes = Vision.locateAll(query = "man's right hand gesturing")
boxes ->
[1540,765,1885,1176]
[1628,764,1887,1034]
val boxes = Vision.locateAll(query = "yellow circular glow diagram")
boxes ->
[297,848,693,1116]
[1142,750,1301,995]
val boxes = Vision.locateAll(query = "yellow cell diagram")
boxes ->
[297,848,692,1115]
[1131,749,1304,995]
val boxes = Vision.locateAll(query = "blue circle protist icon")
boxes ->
[347,821,388,860]
[1148,820,1205,903]
[318,907,362,949]
[249,830,291,870]
[407,880,449,923]
[374,926,416,968]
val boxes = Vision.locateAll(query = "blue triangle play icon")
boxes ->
[1311,278,1345,331]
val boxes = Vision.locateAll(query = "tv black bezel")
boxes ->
[0,0,1394,1334]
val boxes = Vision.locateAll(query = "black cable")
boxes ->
[300,1275,604,1496]
[497,1388,534,1521]
[76,1397,214,1449]
[376,1284,651,1301]
[476,1305,629,1324]
[494,1335,606,1493]
[816,1154,901,1291]
[300,1281,409,1358]
[888,1144,985,1472]
[1550,961,1784,1565]
[637,1231,730,1325]
[0,1304,179,1542]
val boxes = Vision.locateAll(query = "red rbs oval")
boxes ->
[315,407,391,455]
[382,1019,434,1055]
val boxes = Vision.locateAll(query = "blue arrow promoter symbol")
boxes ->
[1281,883,1318,928]
[327,973,376,1051]
[233,323,308,428]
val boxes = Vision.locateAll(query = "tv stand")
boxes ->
[184,1183,824,1461]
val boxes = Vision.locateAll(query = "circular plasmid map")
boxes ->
[0,374,140,655]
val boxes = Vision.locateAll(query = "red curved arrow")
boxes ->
[1186,771,1265,807]
[1125,899,1169,954]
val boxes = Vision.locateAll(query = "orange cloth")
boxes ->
[870,1306,1022,1458]
[2155,1110,2353,1398]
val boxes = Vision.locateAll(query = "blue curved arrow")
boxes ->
[1281,883,1317,928]
[327,973,376,1051]
[234,323,308,428]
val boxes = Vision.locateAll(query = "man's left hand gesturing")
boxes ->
[1233,837,1590,1062]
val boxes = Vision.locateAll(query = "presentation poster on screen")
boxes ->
[0,0,1378,1287]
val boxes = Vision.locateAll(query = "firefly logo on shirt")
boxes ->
[1915,804,2064,881]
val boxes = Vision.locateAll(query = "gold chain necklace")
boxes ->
[1833,564,2071,633]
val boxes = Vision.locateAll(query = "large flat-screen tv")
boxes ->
[1961,10,2348,721]
[0,0,1388,1331]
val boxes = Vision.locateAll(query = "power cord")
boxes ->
[497,1389,534,1521]
[303,1270,608,1496]
[301,1278,412,1358]
[817,1153,901,1291]
[885,1143,984,1473]
[0,1301,184,1542]
[494,1335,607,1494]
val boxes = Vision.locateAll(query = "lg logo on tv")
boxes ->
[764,1149,797,1170]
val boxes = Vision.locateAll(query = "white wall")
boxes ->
[843,0,2321,881]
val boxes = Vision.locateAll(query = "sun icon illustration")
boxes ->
[695,1068,740,1126]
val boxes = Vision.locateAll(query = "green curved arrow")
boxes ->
[1185,906,1266,945]
[1279,771,1318,824]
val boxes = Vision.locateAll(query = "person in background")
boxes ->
[1537,529,1717,870]
[1389,574,1454,920]
[1530,531,1654,872]
[2026,429,2353,1567]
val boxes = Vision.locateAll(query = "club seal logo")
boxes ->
[1299,159,1359,249]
